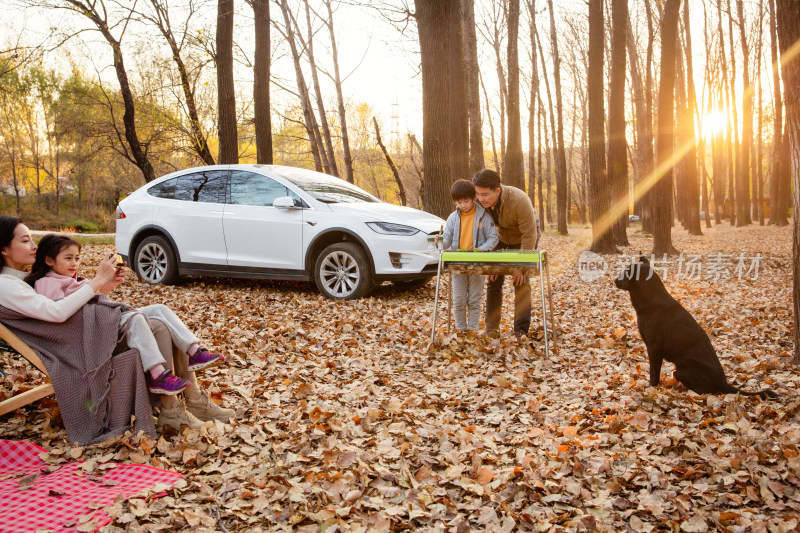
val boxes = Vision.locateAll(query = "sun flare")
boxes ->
[701,109,728,139]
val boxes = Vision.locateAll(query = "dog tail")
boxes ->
[736,388,779,400]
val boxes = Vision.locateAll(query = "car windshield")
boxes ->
[274,167,379,204]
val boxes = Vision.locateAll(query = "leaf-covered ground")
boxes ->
[1,223,797,532]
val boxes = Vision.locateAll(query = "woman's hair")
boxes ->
[25,234,81,287]
[450,179,476,201]
[0,216,20,258]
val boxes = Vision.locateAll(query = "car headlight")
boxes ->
[366,222,420,236]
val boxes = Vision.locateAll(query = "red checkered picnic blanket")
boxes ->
[0,439,183,532]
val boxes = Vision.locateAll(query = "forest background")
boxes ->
[1,0,789,234]
[3,0,800,351]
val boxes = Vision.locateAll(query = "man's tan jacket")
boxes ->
[489,185,539,250]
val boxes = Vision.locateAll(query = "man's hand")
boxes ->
[488,274,497,283]
[512,272,526,286]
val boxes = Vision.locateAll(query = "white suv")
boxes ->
[115,165,445,299]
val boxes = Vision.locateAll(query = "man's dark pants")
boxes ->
[484,242,531,334]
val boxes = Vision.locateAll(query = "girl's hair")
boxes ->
[0,215,21,258]
[24,234,81,287]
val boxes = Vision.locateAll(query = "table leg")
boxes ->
[447,270,452,333]
[546,260,558,352]
[539,259,549,359]
[431,256,443,344]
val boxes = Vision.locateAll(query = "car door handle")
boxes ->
[210,210,225,214]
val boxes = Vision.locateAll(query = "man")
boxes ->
[472,169,539,338]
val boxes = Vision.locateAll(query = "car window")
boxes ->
[174,171,227,203]
[276,167,378,203]
[229,171,306,207]
[148,178,177,199]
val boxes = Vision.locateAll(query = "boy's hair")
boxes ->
[472,169,502,190]
[25,234,81,287]
[450,179,476,201]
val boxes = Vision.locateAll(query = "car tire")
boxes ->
[134,235,179,285]
[392,276,434,290]
[314,242,373,300]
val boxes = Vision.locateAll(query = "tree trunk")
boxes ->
[527,0,540,221]
[463,0,484,174]
[780,122,792,222]
[776,0,800,363]
[217,0,238,164]
[580,77,589,226]
[682,0,702,235]
[538,104,546,231]
[504,0,524,189]
[304,0,338,176]
[489,15,507,173]
[701,137,712,228]
[253,0,272,164]
[547,0,569,235]
[608,0,629,246]
[323,0,354,183]
[757,0,765,225]
[145,0,215,166]
[736,0,753,225]
[62,0,156,181]
[653,0,681,256]
[543,100,554,224]
[448,0,469,182]
[416,0,466,218]
[770,0,789,225]
[627,13,647,219]
[279,0,323,172]
[480,72,500,172]
[374,117,406,205]
[588,0,616,253]
[726,0,740,225]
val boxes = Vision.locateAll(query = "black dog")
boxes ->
[615,256,777,399]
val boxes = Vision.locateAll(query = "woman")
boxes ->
[0,216,234,443]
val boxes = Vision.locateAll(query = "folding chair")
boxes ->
[0,323,55,416]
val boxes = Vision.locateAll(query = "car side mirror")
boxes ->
[273,196,298,209]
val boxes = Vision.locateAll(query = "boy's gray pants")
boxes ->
[120,304,200,372]
[452,273,486,331]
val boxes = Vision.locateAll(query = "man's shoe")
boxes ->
[486,329,501,339]
[186,393,235,423]
[158,401,205,430]
[514,330,528,339]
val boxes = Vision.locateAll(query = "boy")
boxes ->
[440,179,499,332]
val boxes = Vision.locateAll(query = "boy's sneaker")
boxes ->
[188,347,224,372]
[149,370,191,395]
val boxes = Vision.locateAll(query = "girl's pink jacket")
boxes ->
[34,272,89,300]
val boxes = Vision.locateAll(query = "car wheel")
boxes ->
[314,242,372,300]
[134,235,179,285]
[392,276,434,290]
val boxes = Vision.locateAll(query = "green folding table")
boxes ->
[431,250,558,356]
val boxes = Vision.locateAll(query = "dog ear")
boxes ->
[639,255,650,264]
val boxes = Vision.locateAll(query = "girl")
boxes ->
[27,234,225,395]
